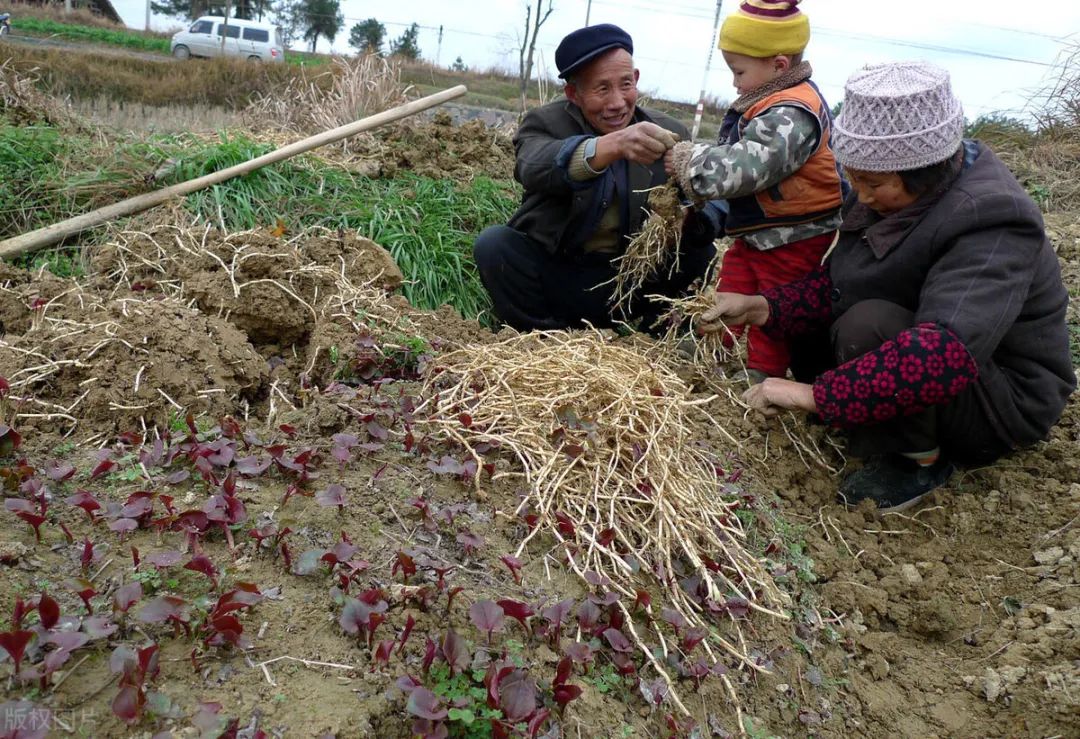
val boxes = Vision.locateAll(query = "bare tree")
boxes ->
[518,0,554,111]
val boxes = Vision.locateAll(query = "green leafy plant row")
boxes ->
[0,123,518,324]
[14,16,172,53]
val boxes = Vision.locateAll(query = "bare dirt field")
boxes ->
[0,114,1077,739]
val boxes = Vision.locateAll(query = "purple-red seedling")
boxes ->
[499,555,523,585]
[681,626,708,654]
[69,580,97,615]
[10,599,29,630]
[316,484,348,514]
[553,511,576,539]
[0,423,23,456]
[540,599,574,647]
[430,564,454,592]
[445,586,465,614]
[440,628,470,677]
[79,539,96,574]
[496,600,534,635]
[89,450,116,480]
[469,600,505,645]
[455,531,483,557]
[37,592,59,630]
[65,490,102,524]
[6,499,47,543]
[551,656,583,713]
[136,596,192,638]
[109,643,160,723]
[633,589,652,614]
[563,641,594,669]
[393,551,417,585]
[0,629,33,676]
[397,614,416,656]
[661,608,688,637]
[184,555,220,590]
[113,582,143,618]
[421,637,437,675]
[602,628,633,654]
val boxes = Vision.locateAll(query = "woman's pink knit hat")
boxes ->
[832,61,964,172]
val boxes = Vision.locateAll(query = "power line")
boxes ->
[586,0,1065,66]
[585,0,1076,42]
[296,6,1069,68]
[274,6,1056,113]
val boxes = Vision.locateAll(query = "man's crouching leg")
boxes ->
[473,226,568,331]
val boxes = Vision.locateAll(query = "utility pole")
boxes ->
[145,0,151,30]
[585,0,592,26]
[436,25,444,66]
[221,0,231,54]
[692,0,724,141]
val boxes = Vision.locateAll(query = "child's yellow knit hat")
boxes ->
[719,0,810,58]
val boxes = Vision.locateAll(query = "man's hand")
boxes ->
[742,378,816,418]
[698,292,770,334]
[593,122,677,167]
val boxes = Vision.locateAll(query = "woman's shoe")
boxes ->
[838,455,955,512]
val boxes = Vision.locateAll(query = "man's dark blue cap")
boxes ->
[555,24,634,79]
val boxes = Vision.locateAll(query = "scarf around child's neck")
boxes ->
[731,60,814,113]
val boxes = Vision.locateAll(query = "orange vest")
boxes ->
[723,81,844,235]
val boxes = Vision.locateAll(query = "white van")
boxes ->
[171,16,284,63]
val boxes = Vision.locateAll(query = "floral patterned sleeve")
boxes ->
[756,264,834,339]
[811,323,979,429]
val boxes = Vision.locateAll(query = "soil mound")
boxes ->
[91,226,403,347]
[0,290,266,434]
[0,261,70,336]
[352,112,515,180]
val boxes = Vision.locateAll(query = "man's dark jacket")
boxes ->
[509,99,713,256]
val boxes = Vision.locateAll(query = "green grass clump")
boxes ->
[0,121,166,237]
[0,125,66,236]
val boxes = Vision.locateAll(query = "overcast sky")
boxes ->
[113,0,1079,121]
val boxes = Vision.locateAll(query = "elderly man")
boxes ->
[473,24,721,333]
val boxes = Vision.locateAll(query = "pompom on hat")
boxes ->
[832,61,965,172]
[555,24,634,79]
[719,0,810,58]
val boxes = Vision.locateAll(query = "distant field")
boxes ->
[4,8,725,136]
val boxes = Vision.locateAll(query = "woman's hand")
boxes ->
[742,378,817,417]
[698,292,770,334]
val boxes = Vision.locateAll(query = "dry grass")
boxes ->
[999,125,1080,212]
[244,54,410,136]
[0,44,318,109]
[1033,42,1080,128]
[0,57,74,126]
[1004,42,1080,212]
[70,95,242,133]
[419,329,787,717]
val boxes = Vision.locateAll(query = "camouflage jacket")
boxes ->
[679,105,840,250]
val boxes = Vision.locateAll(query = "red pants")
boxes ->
[718,232,835,377]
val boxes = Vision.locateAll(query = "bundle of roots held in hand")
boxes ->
[609,182,685,315]
[656,285,740,370]
[419,329,786,715]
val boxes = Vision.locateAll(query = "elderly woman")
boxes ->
[704,61,1075,511]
